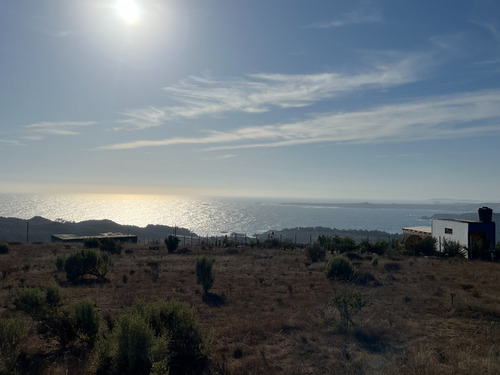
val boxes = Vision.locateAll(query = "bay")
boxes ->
[0,193,473,236]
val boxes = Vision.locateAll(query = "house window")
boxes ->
[445,228,453,234]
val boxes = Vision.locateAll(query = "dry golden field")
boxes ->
[1,242,500,374]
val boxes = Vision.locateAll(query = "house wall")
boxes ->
[432,219,469,252]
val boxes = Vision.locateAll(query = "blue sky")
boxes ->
[1,0,500,201]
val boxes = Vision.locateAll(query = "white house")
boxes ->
[403,207,496,258]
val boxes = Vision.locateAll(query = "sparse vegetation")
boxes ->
[332,287,370,332]
[0,241,499,374]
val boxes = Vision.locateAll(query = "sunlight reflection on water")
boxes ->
[0,193,466,236]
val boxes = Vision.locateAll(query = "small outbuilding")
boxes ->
[51,232,138,243]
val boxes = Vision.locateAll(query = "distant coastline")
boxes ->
[0,215,397,244]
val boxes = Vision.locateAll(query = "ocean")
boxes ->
[0,193,471,236]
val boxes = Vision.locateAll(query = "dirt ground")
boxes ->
[1,242,499,374]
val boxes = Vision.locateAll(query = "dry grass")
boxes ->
[1,243,500,374]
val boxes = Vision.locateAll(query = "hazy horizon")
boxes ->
[1,1,500,202]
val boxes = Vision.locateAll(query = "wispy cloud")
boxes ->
[25,121,96,135]
[304,10,382,29]
[44,29,72,37]
[103,89,500,150]
[116,54,428,129]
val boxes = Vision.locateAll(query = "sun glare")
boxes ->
[116,0,140,23]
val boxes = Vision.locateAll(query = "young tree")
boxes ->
[195,256,215,294]
[165,235,180,254]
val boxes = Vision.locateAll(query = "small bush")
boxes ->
[442,239,465,258]
[84,237,100,249]
[305,243,326,262]
[74,298,100,345]
[196,256,215,294]
[325,257,354,281]
[0,316,26,373]
[0,241,9,254]
[95,300,210,375]
[333,288,370,332]
[165,235,180,253]
[64,249,110,282]
[100,238,122,255]
[56,255,66,272]
[412,236,437,256]
[15,286,77,348]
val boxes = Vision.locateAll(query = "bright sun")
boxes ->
[116,0,140,23]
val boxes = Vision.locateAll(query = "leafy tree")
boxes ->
[195,256,215,294]
[165,235,180,253]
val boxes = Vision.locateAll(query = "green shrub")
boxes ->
[145,300,210,373]
[74,298,100,345]
[317,235,356,253]
[442,239,465,258]
[64,249,110,282]
[15,286,45,316]
[99,238,122,255]
[0,241,9,254]
[115,311,157,375]
[412,236,437,256]
[56,255,66,272]
[196,256,215,294]
[325,257,354,281]
[45,284,63,308]
[84,237,101,249]
[95,300,210,375]
[332,288,370,332]
[305,243,326,262]
[15,286,77,348]
[0,316,26,373]
[165,235,180,253]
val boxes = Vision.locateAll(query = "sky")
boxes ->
[1,0,500,202]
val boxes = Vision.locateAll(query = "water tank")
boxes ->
[478,207,493,222]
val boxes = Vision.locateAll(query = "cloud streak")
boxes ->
[304,10,382,29]
[102,89,500,151]
[116,54,428,130]
[25,121,96,136]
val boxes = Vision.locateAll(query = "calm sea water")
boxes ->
[0,193,466,236]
